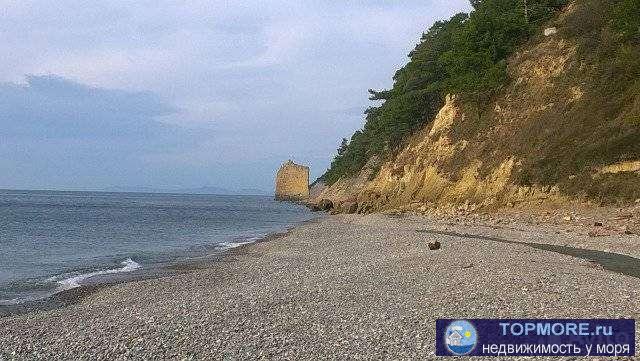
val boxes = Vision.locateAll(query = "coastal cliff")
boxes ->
[315,0,640,214]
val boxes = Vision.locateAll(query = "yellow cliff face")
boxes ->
[349,96,568,214]
[316,1,640,213]
[316,95,568,213]
[318,102,569,213]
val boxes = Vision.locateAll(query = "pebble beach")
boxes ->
[1,213,639,360]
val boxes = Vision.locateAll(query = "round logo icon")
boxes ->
[445,320,478,355]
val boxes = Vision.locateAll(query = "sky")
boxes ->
[0,0,471,193]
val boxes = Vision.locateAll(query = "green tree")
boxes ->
[337,138,349,156]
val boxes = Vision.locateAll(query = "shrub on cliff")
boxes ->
[612,0,640,41]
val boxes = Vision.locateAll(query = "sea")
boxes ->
[0,189,315,305]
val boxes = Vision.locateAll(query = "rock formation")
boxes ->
[275,160,309,201]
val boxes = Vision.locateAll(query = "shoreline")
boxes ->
[1,212,638,359]
[0,219,319,318]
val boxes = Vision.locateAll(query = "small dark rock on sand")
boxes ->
[428,241,441,250]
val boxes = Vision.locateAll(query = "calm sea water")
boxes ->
[0,190,314,305]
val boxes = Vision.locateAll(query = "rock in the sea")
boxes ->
[428,241,441,250]
[274,160,309,202]
[318,199,334,211]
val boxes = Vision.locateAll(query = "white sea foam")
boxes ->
[0,259,142,305]
[56,258,142,291]
[216,237,261,251]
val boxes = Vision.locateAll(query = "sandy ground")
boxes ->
[1,213,639,360]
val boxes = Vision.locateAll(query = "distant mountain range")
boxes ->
[103,185,269,196]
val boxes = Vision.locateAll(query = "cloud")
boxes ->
[0,75,201,190]
[0,75,177,138]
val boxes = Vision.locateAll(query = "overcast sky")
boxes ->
[0,0,471,193]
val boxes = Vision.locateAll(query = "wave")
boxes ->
[0,259,141,306]
[2,233,277,306]
[215,237,261,251]
[55,258,142,291]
